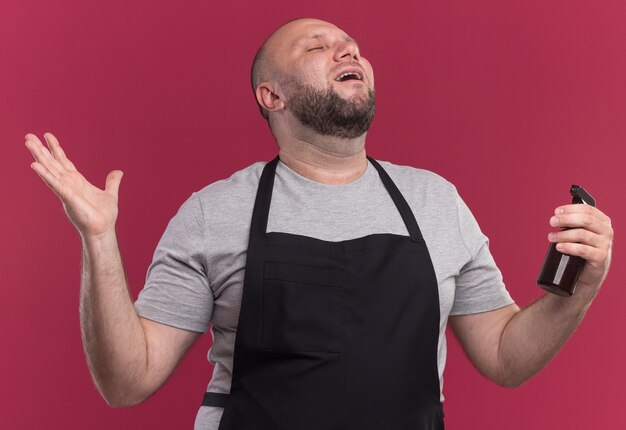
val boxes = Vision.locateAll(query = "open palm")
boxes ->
[25,132,123,240]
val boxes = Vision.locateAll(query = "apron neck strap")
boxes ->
[250,155,424,242]
[366,156,423,242]
[250,156,280,237]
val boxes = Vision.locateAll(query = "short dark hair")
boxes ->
[251,18,310,122]
[251,42,270,121]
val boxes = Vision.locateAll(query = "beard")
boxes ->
[283,79,376,139]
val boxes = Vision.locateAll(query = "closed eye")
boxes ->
[307,46,324,52]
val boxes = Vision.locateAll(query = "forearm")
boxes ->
[25,133,181,406]
[496,285,600,387]
[79,230,149,406]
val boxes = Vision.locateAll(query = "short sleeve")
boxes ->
[450,189,515,315]
[134,192,213,333]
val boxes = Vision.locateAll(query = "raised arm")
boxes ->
[25,133,201,406]
[449,203,613,388]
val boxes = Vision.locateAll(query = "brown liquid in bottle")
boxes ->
[537,185,596,297]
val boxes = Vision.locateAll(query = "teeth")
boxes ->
[336,72,361,82]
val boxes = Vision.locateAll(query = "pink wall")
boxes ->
[3,0,625,428]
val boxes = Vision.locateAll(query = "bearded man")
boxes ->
[25,18,614,430]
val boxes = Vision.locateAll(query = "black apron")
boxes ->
[203,155,444,429]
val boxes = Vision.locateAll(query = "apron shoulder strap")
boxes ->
[250,156,280,236]
[367,156,424,242]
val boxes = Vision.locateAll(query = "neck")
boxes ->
[274,128,368,185]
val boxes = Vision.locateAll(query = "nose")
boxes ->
[334,40,360,62]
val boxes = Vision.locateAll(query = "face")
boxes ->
[264,19,376,137]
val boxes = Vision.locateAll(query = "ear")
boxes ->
[256,82,285,114]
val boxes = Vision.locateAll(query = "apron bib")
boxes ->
[202,156,444,429]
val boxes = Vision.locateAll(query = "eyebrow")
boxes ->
[293,33,356,47]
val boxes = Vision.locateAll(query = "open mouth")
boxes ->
[335,72,363,82]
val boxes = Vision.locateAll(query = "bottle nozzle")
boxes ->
[570,184,596,207]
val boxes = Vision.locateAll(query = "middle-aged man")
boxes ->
[25,18,613,430]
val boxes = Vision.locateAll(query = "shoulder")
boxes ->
[165,161,266,230]
[374,158,458,205]
[374,158,472,251]
[191,161,267,216]
[375,159,491,259]
[196,161,266,200]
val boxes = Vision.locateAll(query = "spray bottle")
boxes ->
[537,185,596,296]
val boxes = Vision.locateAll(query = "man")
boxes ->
[25,18,613,430]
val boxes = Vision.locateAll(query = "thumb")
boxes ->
[105,170,124,197]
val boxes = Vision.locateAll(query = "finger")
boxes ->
[555,242,609,267]
[25,133,43,146]
[25,134,65,177]
[105,170,123,197]
[30,161,66,199]
[549,211,610,235]
[44,132,77,171]
[556,204,611,224]
[548,228,606,248]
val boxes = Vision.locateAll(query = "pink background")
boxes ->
[3,0,625,428]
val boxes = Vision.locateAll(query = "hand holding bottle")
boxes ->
[543,199,613,297]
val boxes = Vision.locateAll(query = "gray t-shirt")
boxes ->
[134,158,514,429]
